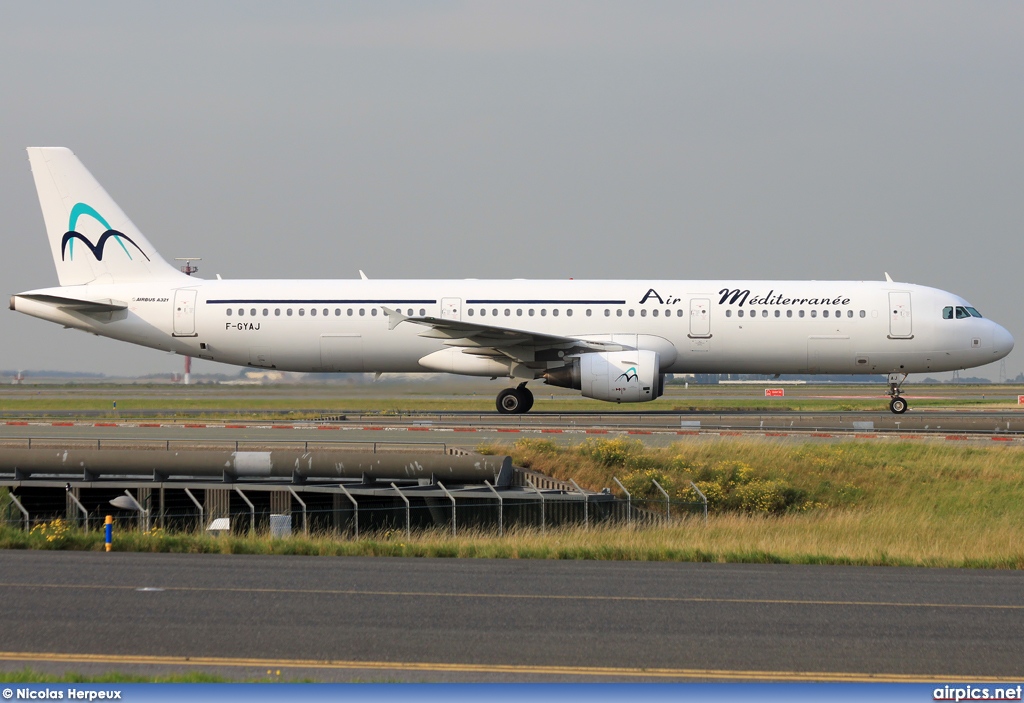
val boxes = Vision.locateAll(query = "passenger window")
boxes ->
[358,309,364,316]
[860,310,866,318]
[552,309,559,317]
[335,308,341,316]
[677,310,683,317]
[249,308,256,316]
[310,308,317,316]
[823,310,829,318]
[786,310,792,318]
[726,309,732,318]
[299,308,305,316]
[263,309,269,316]
[652,310,659,317]
[238,308,244,316]
[420,308,426,316]
[468,309,475,316]
[275,308,281,316]
[541,309,547,317]
[628,310,635,317]
[287,308,293,316]
[347,309,353,316]
[605,309,610,317]
[616,309,622,317]
[640,310,647,317]
[799,310,805,318]
[749,310,755,317]
[505,309,511,316]
[226,308,233,316]
[737,310,744,318]
[492,309,498,316]
[762,310,768,317]
[517,309,523,316]
[846,310,852,318]
[811,310,817,318]
[371,308,377,316]
[567,309,573,317]
[529,309,535,316]
[774,310,780,318]
[586,309,592,317]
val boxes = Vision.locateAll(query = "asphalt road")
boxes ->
[0,551,1021,682]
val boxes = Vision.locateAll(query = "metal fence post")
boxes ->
[390,482,410,539]
[652,479,671,524]
[8,491,29,531]
[234,487,255,534]
[338,483,358,539]
[67,489,89,532]
[436,481,456,537]
[569,479,589,529]
[287,486,308,535]
[483,480,503,536]
[613,477,631,527]
[184,488,204,532]
[525,477,545,532]
[690,480,708,523]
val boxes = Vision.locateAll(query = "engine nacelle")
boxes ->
[544,350,664,403]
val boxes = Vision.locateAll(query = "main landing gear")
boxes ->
[496,382,534,414]
[888,372,908,414]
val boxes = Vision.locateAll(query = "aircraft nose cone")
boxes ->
[993,324,1014,359]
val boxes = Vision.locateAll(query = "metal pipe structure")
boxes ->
[569,479,589,529]
[391,482,410,539]
[287,486,308,535]
[183,488,203,532]
[337,483,358,539]
[66,489,89,532]
[7,491,29,531]
[234,487,255,534]
[0,448,514,485]
[525,477,544,532]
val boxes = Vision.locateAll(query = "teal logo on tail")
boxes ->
[61,203,149,262]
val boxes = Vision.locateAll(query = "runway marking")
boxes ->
[1,582,1021,611]
[0,651,1011,682]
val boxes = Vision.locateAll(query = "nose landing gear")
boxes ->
[496,382,534,414]
[888,372,908,414]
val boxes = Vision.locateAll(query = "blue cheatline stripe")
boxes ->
[466,299,627,305]
[206,299,437,305]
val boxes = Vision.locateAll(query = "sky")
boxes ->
[1,1,1022,379]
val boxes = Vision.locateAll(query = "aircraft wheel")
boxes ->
[889,397,908,414]
[519,386,534,413]
[497,388,524,414]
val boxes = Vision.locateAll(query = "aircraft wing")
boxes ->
[382,307,629,364]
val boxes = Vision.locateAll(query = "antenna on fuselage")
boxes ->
[174,258,202,385]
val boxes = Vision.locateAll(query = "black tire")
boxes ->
[496,388,522,414]
[889,397,908,414]
[520,387,534,413]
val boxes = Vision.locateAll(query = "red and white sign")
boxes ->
[1018,395,1024,405]
[765,388,785,397]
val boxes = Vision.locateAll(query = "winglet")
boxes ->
[884,272,893,283]
[382,306,410,330]
[359,270,369,280]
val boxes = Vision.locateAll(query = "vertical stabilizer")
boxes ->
[27,147,185,286]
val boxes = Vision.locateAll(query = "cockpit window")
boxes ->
[966,307,983,318]
[943,306,953,319]
[955,306,971,319]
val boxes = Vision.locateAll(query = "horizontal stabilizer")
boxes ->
[11,293,128,314]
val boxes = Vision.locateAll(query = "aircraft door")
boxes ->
[888,292,913,338]
[441,297,461,321]
[172,288,197,337]
[688,298,711,337]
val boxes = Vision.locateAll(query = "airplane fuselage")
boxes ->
[13,278,1011,377]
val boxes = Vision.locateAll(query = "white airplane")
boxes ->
[10,147,1014,414]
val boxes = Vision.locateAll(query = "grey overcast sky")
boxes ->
[1,1,1022,379]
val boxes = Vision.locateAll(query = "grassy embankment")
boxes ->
[3,437,1023,568]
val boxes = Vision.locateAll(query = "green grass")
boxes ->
[0,668,233,683]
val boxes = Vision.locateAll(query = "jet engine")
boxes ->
[543,350,664,402]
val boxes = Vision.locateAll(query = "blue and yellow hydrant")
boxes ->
[104,515,113,552]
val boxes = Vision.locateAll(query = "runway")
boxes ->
[0,551,1022,682]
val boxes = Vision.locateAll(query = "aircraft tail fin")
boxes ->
[27,147,185,286]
